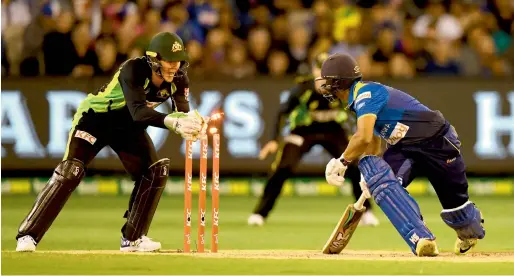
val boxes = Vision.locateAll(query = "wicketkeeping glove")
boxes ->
[164,111,203,141]
[196,110,210,136]
[325,158,347,186]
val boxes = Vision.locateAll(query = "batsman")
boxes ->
[316,53,485,256]
[248,53,379,227]
[15,32,207,252]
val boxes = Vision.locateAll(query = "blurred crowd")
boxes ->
[2,0,514,79]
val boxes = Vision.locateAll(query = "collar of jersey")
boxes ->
[346,81,366,109]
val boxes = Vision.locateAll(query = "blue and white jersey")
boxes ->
[347,81,447,145]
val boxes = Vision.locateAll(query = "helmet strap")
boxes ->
[147,56,162,75]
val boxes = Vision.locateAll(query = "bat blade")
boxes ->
[322,204,366,254]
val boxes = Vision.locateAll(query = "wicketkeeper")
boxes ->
[248,53,379,227]
[316,53,485,256]
[15,32,208,252]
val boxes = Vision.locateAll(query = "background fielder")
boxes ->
[248,53,379,227]
[318,53,486,257]
[15,32,207,253]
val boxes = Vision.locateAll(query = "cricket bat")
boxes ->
[321,192,369,254]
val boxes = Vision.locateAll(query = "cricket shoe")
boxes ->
[454,238,478,255]
[415,238,439,257]
[120,235,161,252]
[359,211,380,227]
[247,214,265,226]
[16,235,37,252]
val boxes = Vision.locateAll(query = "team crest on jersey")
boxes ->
[146,101,161,108]
[172,41,182,52]
[158,89,169,98]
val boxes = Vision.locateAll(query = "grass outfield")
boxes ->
[2,195,514,274]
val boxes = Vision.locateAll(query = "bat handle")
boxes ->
[353,192,369,211]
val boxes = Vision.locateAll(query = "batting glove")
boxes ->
[325,158,347,186]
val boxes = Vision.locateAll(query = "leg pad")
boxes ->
[441,201,485,240]
[359,155,435,255]
[123,158,170,241]
[17,159,85,243]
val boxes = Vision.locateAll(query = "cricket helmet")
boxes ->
[146,32,189,78]
[315,53,362,102]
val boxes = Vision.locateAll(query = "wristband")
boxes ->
[340,157,352,166]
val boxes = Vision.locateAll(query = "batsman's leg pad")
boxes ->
[123,158,170,241]
[359,155,435,255]
[440,201,485,240]
[17,159,85,243]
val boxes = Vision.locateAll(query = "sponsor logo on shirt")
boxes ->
[385,122,409,145]
[355,91,371,104]
[380,124,391,138]
[356,102,366,110]
[184,87,190,100]
[74,130,97,145]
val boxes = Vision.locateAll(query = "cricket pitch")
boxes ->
[31,249,514,263]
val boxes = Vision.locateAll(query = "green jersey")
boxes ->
[272,80,356,139]
[74,57,190,129]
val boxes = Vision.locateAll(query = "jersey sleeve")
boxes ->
[171,74,191,113]
[353,86,388,118]
[118,60,168,129]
